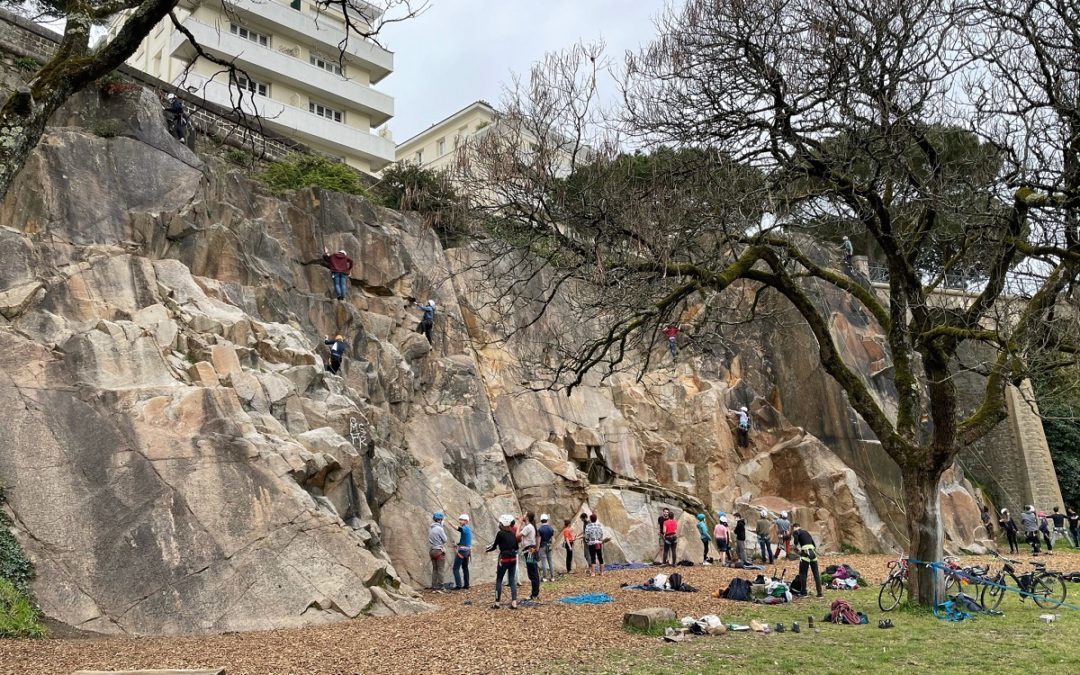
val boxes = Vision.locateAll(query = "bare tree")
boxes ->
[0,0,424,200]
[460,0,1080,606]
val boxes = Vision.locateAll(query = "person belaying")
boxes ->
[775,510,792,557]
[561,518,575,574]
[662,510,679,566]
[755,509,775,564]
[452,514,472,591]
[487,514,519,609]
[578,512,590,567]
[696,513,711,565]
[1020,505,1040,555]
[999,508,1019,554]
[323,335,348,374]
[416,299,436,344]
[428,512,448,592]
[518,511,540,601]
[980,505,994,539]
[732,406,751,448]
[1049,507,1071,547]
[841,235,853,265]
[323,247,353,300]
[662,324,679,361]
[733,512,749,566]
[538,513,556,582]
[792,522,823,597]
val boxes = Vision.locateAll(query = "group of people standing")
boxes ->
[993,504,1078,555]
[661,507,793,567]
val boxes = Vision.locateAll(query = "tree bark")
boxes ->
[902,464,944,606]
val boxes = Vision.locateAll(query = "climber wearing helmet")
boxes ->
[537,513,556,582]
[323,334,348,374]
[428,512,448,591]
[841,235,853,264]
[731,405,751,448]
[416,299,436,344]
[774,510,792,557]
[696,513,711,564]
[452,514,472,590]
[713,514,731,566]
[322,247,354,300]
[486,514,520,608]
[755,509,775,564]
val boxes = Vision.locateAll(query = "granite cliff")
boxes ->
[0,87,1000,636]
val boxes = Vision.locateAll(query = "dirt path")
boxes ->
[3,552,1077,674]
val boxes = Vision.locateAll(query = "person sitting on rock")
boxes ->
[416,299,436,344]
[323,335,348,374]
[323,247,353,300]
[428,512,448,592]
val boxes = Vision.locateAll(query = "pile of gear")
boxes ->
[822,563,865,590]
[622,572,699,593]
[715,573,792,604]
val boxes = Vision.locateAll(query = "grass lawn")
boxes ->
[582,586,1080,674]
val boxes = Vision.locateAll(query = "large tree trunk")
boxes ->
[902,465,945,606]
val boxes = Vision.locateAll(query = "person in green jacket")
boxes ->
[696,513,711,565]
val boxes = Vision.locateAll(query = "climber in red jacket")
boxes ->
[323,247,353,300]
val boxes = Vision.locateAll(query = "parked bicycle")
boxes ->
[879,553,909,611]
[941,555,991,600]
[980,552,1067,610]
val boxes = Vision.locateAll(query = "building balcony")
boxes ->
[222,0,393,83]
[169,16,393,125]
[181,73,395,169]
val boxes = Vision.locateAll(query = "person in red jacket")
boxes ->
[323,247,353,300]
[662,324,679,361]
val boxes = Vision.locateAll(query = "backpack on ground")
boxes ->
[724,578,752,601]
[668,573,683,591]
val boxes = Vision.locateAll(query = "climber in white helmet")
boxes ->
[537,513,556,582]
[774,510,792,557]
[415,298,436,344]
[452,513,472,590]
[731,405,751,448]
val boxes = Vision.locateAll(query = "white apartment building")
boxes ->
[395,101,496,173]
[110,0,395,172]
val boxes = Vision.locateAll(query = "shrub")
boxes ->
[372,162,467,246]
[96,72,140,97]
[225,147,251,166]
[91,119,122,138]
[259,153,366,196]
[0,579,44,638]
[14,56,38,71]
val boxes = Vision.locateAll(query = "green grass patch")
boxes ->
[622,618,681,637]
[561,587,1080,674]
[0,579,44,638]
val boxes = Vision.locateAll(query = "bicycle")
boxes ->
[941,555,991,600]
[879,553,908,611]
[979,552,1067,610]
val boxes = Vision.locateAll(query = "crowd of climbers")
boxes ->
[423,504,826,608]
[989,504,1079,555]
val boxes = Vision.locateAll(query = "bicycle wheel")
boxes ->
[1031,573,1067,609]
[980,575,1006,611]
[879,577,904,611]
[944,573,960,600]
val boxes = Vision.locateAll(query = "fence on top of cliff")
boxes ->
[0,7,320,165]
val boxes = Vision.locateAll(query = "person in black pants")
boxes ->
[486,515,519,609]
[999,508,1019,554]
[792,523,823,597]
[561,519,574,573]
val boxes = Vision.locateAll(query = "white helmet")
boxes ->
[781,511,789,518]
[428,299,436,307]
[459,514,470,522]
[540,513,549,522]
[1026,505,1035,512]
[759,509,768,517]
[498,514,514,527]
[740,406,748,412]
[338,249,346,254]
[719,515,728,524]
[1000,508,1008,514]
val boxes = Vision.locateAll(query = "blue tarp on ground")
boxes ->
[559,593,616,604]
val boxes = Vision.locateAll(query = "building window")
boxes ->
[310,54,344,76]
[236,74,269,97]
[230,23,270,47]
[414,150,423,164]
[309,101,344,123]
[290,0,301,9]
[437,138,446,156]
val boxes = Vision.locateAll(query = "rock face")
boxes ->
[0,85,1003,635]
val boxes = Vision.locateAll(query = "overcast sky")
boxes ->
[379,0,666,144]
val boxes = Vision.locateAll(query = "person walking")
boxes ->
[999,508,1020,554]
[486,514,519,609]
[1068,506,1080,549]
[1038,512,1054,554]
[451,514,472,591]
[980,505,994,539]
[1049,507,1071,547]
[662,324,679,361]
[323,335,348,374]
[584,514,605,577]
[662,511,679,566]
[696,513,711,564]
[416,300,436,344]
[755,509,775,564]
[322,247,353,300]
[714,514,731,566]
[734,513,749,566]
[517,512,540,600]
[561,518,575,574]
[538,513,556,582]
[792,522,823,597]
[1020,505,1041,555]
[775,511,792,557]
[428,512,448,591]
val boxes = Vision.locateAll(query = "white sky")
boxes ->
[378,0,666,143]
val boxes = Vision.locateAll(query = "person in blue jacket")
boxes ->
[323,335,348,374]
[452,514,472,590]
[416,300,436,344]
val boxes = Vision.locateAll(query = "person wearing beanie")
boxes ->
[696,513,711,564]
[537,513,556,582]
[428,512,448,591]
[452,514,472,590]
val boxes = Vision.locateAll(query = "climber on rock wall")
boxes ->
[323,335,348,374]
[731,406,751,447]
[323,247,354,300]
[416,299,436,344]
[662,324,679,361]
[841,235,853,265]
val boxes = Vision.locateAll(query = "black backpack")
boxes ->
[668,573,683,591]
[724,578,752,601]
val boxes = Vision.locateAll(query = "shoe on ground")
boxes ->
[791,622,801,633]
[490,603,500,609]
[703,561,712,566]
